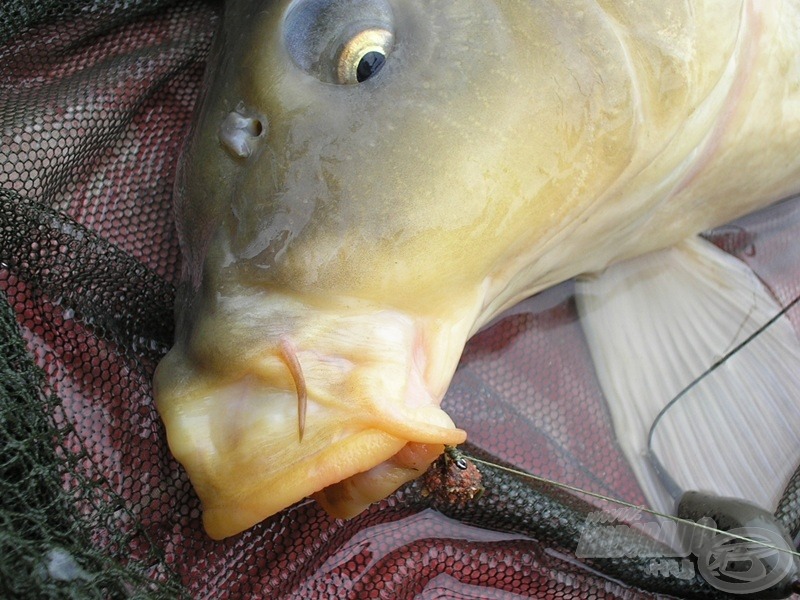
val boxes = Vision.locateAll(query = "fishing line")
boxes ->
[452,287,800,560]
[461,290,800,559]
[463,454,800,559]
[646,290,800,457]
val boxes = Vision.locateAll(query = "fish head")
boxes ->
[155,0,640,539]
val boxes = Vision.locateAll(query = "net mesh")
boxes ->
[1,2,798,598]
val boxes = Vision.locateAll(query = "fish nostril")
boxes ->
[218,102,268,159]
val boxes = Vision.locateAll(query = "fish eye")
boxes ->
[336,28,392,84]
[284,0,394,85]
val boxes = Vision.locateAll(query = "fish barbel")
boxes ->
[153,0,800,539]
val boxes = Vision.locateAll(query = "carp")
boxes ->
[154,0,800,539]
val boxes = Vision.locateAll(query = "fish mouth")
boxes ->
[153,293,468,539]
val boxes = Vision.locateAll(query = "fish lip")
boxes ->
[153,295,469,538]
[154,358,465,539]
[196,429,409,539]
[312,440,450,519]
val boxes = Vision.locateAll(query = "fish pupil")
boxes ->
[356,51,385,82]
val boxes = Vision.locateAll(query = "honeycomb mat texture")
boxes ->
[1,2,799,599]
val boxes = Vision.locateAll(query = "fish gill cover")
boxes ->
[0,1,799,598]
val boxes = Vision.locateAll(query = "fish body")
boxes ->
[153,0,800,539]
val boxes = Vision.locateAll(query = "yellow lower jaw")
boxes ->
[154,341,466,539]
[201,429,408,540]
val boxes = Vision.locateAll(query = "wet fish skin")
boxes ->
[154,0,800,538]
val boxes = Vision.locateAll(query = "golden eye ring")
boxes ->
[336,28,393,84]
